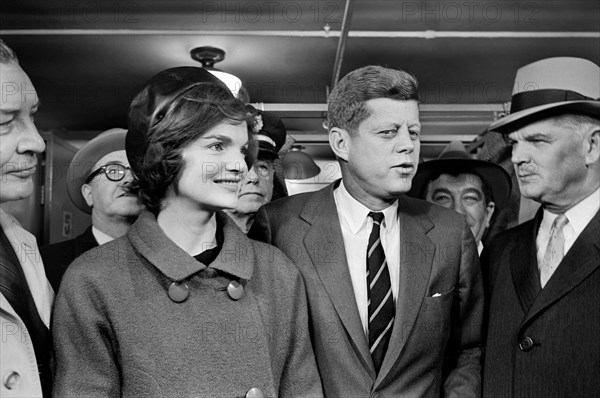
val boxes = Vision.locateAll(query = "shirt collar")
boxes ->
[541,188,600,235]
[92,226,114,245]
[334,180,399,234]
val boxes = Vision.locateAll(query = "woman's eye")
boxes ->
[209,143,224,151]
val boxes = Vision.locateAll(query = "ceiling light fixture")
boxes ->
[282,145,321,180]
[190,46,242,97]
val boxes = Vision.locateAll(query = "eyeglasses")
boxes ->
[85,164,131,183]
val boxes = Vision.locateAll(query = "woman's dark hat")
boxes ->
[126,66,229,176]
[487,57,600,134]
[407,141,512,209]
[67,128,127,214]
[250,110,287,160]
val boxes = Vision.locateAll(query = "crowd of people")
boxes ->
[1,37,598,397]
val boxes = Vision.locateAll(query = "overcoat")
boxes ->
[249,181,483,397]
[52,210,323,398]
[1,209,53,397]
[482,209,600,397]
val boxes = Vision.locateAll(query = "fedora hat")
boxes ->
[488,57,600,134]
[250,110,287,160]
[67,128,127,214]
[407,141,512,209]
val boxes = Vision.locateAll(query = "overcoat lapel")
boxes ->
[301,183,374,376]
[524,211,600,325]
[510,211,543,313]
[377,195,435,383]
[74,226,99,256]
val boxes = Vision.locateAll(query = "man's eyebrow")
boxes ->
[462,187,484,196]
[431,187,452,195]
[522,131,549,141]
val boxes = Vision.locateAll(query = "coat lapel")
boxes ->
[74,226,99,256]
[510,212,543,313]
[301,183,374,375]
[524,211,600,325]
[377,196,435,382]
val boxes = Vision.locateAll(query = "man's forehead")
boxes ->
[93,150,128,168]
[431,172,485,190]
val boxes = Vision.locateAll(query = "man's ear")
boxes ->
[329,127,351,162]
[584,128,600,166]
[484,201,496,228]
[81,184,94,207]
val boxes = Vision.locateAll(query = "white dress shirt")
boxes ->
[536,188,600,267]
[333,181,400,336]
[92,226,115,245]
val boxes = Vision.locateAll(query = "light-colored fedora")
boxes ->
[487,57,600,134]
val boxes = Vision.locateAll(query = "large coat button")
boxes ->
[227,280,244,300]
[3,371,20,390]
[246,387,264,398]
[168,282,189,302]
[519,336,534,352]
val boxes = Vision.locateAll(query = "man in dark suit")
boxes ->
[482,57,600,397]
[249,65,483,397]
[40,128,141,291]
[0,38,52,397]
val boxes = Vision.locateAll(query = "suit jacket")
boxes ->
[482,209,600,397]
[40,226,98,292]
[249,181,483,397]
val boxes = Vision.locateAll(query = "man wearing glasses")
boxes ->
[41,128,142,292]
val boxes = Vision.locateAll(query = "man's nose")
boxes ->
[18,121,45,155]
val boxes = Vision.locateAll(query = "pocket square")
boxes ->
[431,293,442,297]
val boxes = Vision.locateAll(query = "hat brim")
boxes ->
[257,148,279,161]
[487,100,600,134]
[67,129,127,214]
[407,158,512,209]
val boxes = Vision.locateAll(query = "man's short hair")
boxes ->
[0,39,19,64]
[327,65,420,134]
[553,113,600,133]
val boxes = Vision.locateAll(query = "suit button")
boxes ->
[3,371,20,390]
[245,387,264,398]
[519,336,534,352]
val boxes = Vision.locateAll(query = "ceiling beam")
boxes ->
[2,30,597,39]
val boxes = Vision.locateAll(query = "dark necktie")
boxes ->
[0,227,52,396]
[366,212,395,373]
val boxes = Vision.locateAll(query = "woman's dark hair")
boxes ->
[131,82,257,214]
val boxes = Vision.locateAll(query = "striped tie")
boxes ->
[367,212,395,373]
